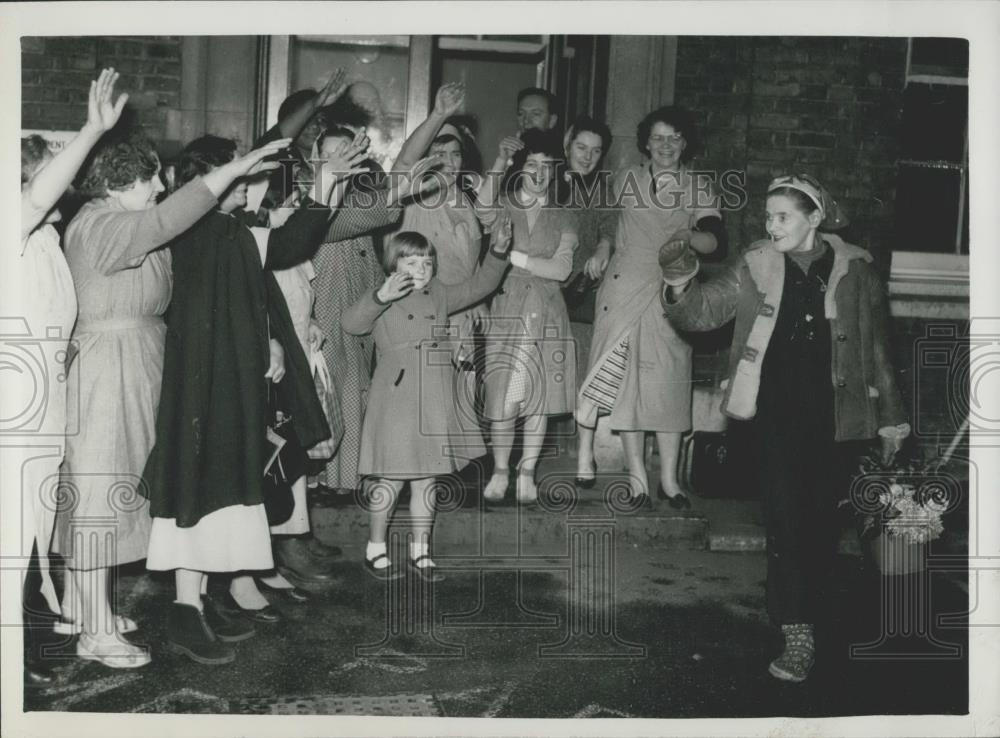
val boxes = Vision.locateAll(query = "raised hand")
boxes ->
[318,129,370,180]
[497,136,524,167]
[202,138,292,199]
[390,153,445,204]
[491,213,514,254]
[433,82,465,118]
[84,68,128,135]
[584,242,611,280]
[316,68,349,108]
[376,272,415,304]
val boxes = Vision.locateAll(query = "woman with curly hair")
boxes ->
[53,121,289,668]
[575,105,726,508]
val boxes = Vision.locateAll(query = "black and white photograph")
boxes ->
[1,2,998,737]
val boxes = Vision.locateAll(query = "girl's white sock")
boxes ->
[410,540,434,568]
[366,541,389,569]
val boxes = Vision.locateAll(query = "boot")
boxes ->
[275,537,341,586]
[166,602,235,665]
[202,594,256,642]
[768,623,815,682]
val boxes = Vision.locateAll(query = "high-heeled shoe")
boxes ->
[217,592,282,624]
[657,483,692,510]
[575,460,597,489]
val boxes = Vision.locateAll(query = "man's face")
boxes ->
[517,94,556,133]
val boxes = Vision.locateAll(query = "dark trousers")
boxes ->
[754,402,847,626]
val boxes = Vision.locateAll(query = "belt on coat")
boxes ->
[74,315,163,333]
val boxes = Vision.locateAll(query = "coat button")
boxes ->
[430,342,438,348]
[423,290,430,295]
[602,306,608,311]
[836,378,847,387]
[359,250,367,256]
[407,314,414,320]
[613,274,619,279]
[837,333,847,342]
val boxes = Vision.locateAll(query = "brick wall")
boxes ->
[674,36,907,274]
[21,36,182,145]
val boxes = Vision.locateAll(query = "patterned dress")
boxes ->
[312,186,402,490]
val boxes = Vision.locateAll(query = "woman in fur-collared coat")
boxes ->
[661,174,908,684]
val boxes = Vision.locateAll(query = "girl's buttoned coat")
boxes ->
[342,253,507,479]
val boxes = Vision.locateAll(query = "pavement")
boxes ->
[22,452,969,720]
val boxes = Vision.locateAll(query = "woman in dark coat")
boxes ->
[142,135,363,665]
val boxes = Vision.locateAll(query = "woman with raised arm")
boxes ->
[575,106,726,508]
[140,134,365,665]
[480,129,579,504]
[53,119,289,669]
[6,68,126,685]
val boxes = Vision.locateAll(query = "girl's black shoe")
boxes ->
[657,484,692,510]
[364,553,404,581]
[408,556,446,583]
[218,592,282,624]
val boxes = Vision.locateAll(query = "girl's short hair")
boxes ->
[79,131,160,198]
[382,231,437,276]
[175,135,237,188]
[636,105,700,162]
[21,134,50,185]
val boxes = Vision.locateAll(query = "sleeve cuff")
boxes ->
[510,250,529,269]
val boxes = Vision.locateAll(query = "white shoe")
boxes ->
[55,614,138,636]
[483,471,509,501]
[516,469,538,504]
[76,632,151,669]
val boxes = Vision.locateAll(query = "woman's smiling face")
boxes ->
[566,130,603,176]
[647,121,685,171]
[765,194,822,252]
[520,152,556,196]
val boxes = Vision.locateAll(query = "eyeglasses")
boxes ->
[649,134,684,145]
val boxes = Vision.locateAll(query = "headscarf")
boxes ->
[767,173,850,231]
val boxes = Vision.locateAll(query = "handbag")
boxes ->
[263,409,295,526]
[678,423,758,499]
[306,345,338,460]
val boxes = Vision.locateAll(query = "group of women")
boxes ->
[16,64,908,685]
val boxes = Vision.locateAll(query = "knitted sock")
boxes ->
[366,541,389,569]
[770,623,816,682]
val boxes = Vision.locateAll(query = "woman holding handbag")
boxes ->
[142,134,365,665]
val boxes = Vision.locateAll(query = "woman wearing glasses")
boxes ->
[660,173,908,683]
[575,106,726,508]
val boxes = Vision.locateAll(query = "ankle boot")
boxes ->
[768,623,815,682]
[166,602,235,665]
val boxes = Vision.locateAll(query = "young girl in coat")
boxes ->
[660,174,909,683]
[342,220,513,582]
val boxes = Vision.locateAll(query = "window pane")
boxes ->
[436,48,541,174]
[894,165,962,253]
[910,37,969,78]
[290,36,410,170]
[899,83,968,162]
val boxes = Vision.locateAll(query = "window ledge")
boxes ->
[889,251,968,319]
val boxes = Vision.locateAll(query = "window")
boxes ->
[890,38,969,318]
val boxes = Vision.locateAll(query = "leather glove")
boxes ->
[659,239,699,286]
